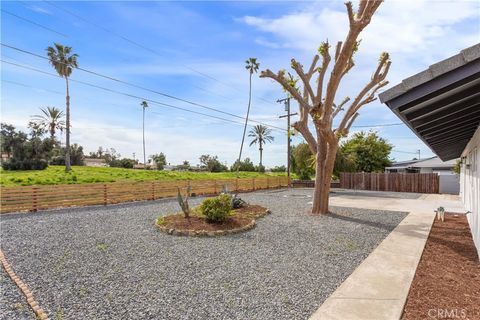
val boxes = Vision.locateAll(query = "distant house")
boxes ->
[385,156,457,175]
[84,158,107,167]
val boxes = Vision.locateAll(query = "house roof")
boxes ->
[379,43,480,161]
[386,156,456,170]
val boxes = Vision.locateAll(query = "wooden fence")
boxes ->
[339,172,439,194]
[0,176,290,214]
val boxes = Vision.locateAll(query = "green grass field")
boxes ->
[0,166,286,187]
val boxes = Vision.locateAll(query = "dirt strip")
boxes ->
[0,250,49,320]
[402,214,480,320]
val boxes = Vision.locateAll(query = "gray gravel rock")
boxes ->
[0,269,36,319]
[0,188,408,320]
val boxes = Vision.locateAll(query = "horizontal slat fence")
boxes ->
[339,173,439,193]
[0,176,290,214]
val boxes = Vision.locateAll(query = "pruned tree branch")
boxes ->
[345,112,359,133]
[260,69,308,109]
[315,42,331,106]
[336,51,390,133]
[291,59,315,103]
[332,96,351,119]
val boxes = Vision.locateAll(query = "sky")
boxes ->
[1,0,479,167]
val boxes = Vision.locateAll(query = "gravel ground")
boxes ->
[0,269,36,319]
[0,188,408,320]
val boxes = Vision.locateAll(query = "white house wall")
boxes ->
[460,126,480,254]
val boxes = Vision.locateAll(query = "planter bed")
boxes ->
[402,213,480,320]
[156,205,270,237]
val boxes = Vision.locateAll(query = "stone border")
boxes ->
[156,209,271,237]
[0,249,49,320]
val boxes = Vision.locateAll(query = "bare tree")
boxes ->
[260,0,391,214]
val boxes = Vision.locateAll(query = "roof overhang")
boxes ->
[380,44,480,161]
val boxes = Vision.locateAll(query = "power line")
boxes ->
[351,123,403,128]
[1,59,287,132]
[41,1,277,106]
[392,150,419,154]
[1,9,68,38]
[1,43,284,131]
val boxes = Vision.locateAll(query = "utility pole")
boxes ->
[278,97,297,186]
[141,101,149,169]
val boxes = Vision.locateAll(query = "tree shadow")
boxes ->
[326,211,403,232]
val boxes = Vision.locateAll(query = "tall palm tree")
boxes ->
[141,101,149,169]
[31,106,65,141]
[237,57,260,174]
[248,125,274,167]
[47,43,78,172]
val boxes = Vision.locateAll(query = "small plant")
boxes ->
[96,243,108,252]
[14,303,24,311]
[177,186,191,218]
[200,194,232,222]
[156,216,167,226]
[220,184,246,209]
[54,308,64,320]
[232,194,247,209]
[79,286,88,297]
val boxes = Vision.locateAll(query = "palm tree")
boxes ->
[47,43,78,172]
[141,101,149,169]
[31,107,65,141]
[248,125,274,167]
[237,57,260,174]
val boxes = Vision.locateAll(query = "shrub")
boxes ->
[200,194,232,222]
[230,158,255,172]
[109,158,135,168]
[2,159,48,170]
[270,165,286,172]
[255,164,265,173]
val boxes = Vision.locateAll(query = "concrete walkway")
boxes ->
[310,191,464,320]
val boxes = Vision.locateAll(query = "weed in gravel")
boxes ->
[96,243,108,252]
[54,308,64,320]
[105,292,113,302]
[335,236,358,251]
[13,302,24,311]
[79,286,88,298]
[156,216,167,226]
[52,249,71,274]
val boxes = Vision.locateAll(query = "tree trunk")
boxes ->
[259,140,263,167]
[311,141,337,214]
[65,77,71,172]
[237,72,253,175]
[143,106,146,169]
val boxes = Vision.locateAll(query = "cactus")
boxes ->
[221,184,229,195]
[177,186,191,218]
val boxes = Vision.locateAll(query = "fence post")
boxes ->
[252,178,256,191]
[214,180,217,194]
[235,178,239,192]
[103,184,108,206]
[151,181,155,200]
[266,177,269,189]
[32,187,38,212]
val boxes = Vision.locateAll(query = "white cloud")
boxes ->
[242,0,479,58]
[27,5,52,15]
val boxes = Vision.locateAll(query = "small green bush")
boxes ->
[2,159,48,170]
[200,194,232,222]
